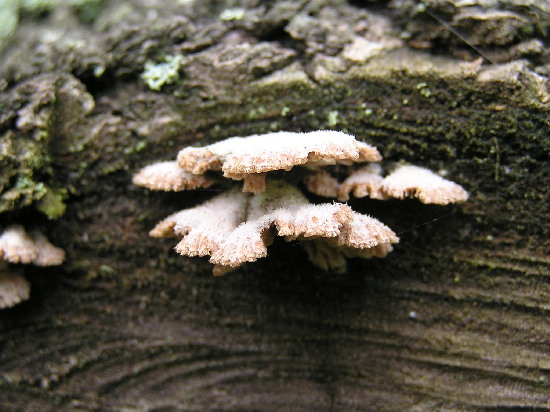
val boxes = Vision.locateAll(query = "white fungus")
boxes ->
[132,160,215,191]
[0,265,30,309]
[0,225,65,308]
[151,180,397,275]
[135,130,468,275]
[0,225,38,264]
[176,130,381,193]
[337,163,387,201]
[380,165,469,205]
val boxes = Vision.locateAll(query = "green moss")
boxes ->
[248,106,267,120]
[142,55,183,91]
[0,176,48,213]
[15,176,42,192]
[98,264,115,276]
[416,81,432,98]
[327,110,339,127]
[35,187,67,219]
[123,139,148,155]
[420,88,432,98]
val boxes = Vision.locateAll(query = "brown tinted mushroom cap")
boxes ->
[31,231,65,266]
[0,227,64,309]
[133,161,215,191]
[0,226,65,267]
[151,180,398,274]
[173,188,249,259]
[337,163,388,201]
[303,169,340,198]
[381,165,469,205]
[0,265,30,309]
[336,212,399,249]
[0,225,38,264]
[176,131,382,192]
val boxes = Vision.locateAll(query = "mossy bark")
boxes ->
[0,1,548,410]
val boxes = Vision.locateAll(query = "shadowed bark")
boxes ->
[0,1,548,410]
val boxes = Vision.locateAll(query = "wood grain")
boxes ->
[0,0,548,410]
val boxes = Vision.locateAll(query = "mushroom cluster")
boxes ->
[134,131,467,275]
[0,225,65,308]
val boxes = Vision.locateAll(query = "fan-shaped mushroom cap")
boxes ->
[297,212,397,273]
[150,187,247,237]
[303,169,340,198]
[315,164,469,205]
[0,225,38,264]
[133,161,215,191]
[337,163,388,201]
[152,180,398,274]
[381,165,469,205]
[177,131,382,193]
[0,227,64,309]
[173,188,249,258]
[31,231,65,266]
[0,264,30,309]
[0,226,65,267]
[206,183,355,270]
[336,211,398,249]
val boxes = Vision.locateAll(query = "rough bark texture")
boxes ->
[0,1,549,410]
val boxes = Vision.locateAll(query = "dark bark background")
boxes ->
[0,1,549,410]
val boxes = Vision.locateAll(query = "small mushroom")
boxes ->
[0,225,65,308]
[133,160,215,191]
[0,264,30,309]
[337,163,387,201]
[303,169,340,198]
[0,225,38,264]
[0,225,65,266]
[31,230,65,266]
[301,239,393,273]
[381,165,469,205]
[152,180,397,275]
[322,164,468,205]
[177,130,381,193]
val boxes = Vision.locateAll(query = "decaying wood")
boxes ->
[0,1,548,410]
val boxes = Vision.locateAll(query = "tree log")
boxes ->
[0,1,548,410]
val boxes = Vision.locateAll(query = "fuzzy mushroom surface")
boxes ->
[0,225,39,264]
[151,180,397,275]
[176,130,381,193]
[132,161,216,192]
[0,225,65,308]
[308,164,469,205]
[380,165,469,205]
[134,130,468,275]
[337,163,387,201]
[0,264,30,309]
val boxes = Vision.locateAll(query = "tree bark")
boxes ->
[0,1,548,410]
